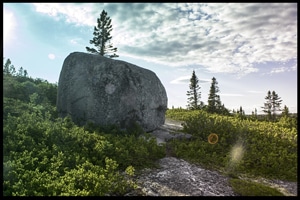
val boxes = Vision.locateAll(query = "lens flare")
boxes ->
[230,144,244,164]
[228,140,245,170]
[208,133,218,144]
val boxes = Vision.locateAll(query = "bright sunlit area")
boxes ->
[3,8,16,45]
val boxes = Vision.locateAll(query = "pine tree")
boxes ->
[86,10,119,58]
[186,70,203,110]
[262,90,272,120]
[220,103,230,116]
[17,67,24,76]
[261,90,282,121]
[271,90,282,120]
[3,58,10,75]
[207,77,222,114]
[251,108,258,120]
[281,105,289,117]
[3,58,16,76]
[232,109,236,115]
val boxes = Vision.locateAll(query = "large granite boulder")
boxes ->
[56,52,168,132]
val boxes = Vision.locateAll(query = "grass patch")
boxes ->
[229,178,285,196]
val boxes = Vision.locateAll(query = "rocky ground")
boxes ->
[125,118,297,196]
[126,156,237,196]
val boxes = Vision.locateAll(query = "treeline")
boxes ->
[3,58,57,106]
[3,59,166,196]
[182,70,296,122]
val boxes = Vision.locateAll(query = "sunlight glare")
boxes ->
[230,144,244,164]
[4,9,15,43]
[226,138,246,173]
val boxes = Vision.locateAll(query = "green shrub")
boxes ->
[166,109,297,181]
[4,98,165,196]
[229,178,284,196]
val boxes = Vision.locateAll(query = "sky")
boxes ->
[3,3,298,114]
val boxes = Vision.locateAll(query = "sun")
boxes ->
[3,9,15,43]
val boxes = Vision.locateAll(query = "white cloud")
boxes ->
[291,64,297,71]
[33,3,60,17]
[48,53,56,60]
[270,67,287,74]
[33,3,98,26]
[3,7,17,45]
[32,3,297,77]
[270,65,297,74]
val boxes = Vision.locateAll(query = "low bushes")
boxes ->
[166,109,297,181]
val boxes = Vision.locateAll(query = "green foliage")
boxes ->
[84,121,165,170]
[3,63,58,107]
[166,109,297,182]
[277,115,297,130]
[106,133,166,170]
[125,165,136,176]
[165,108,198,121]
[3,104,139,196]
[3,97,58,122]
[229,178,284,196]
[56,158,136,196]
[3,69,166,195]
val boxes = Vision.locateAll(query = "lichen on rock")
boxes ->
[57,52,168,132]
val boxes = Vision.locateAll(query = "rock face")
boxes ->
[126,157,238,196]
[149,120,193,145]
[57,52,168,132]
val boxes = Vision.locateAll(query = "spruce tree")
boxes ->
[207,77,222,114]
[220,103,230,116]
[236,106,246,119]
[251,108,258,120]
[281,105,289,117]
[3,58,16,76]
[261,90,282,121]
[186,70,203,110]
[271,90,282,120]
[262,90,272,120]
[86,10,119,58]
